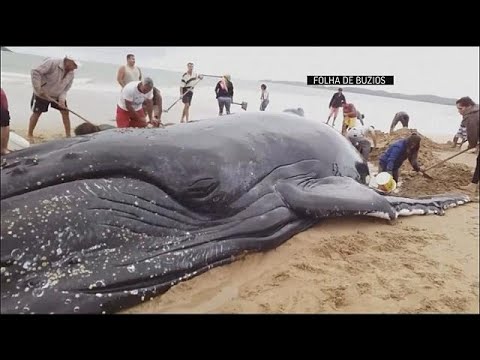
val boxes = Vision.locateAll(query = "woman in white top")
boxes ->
[260,84,269,111]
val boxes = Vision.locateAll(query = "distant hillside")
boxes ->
[261,80,457,106]
[1,47,13,52]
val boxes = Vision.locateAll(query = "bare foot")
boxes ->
[1,149,11,155]
[27,136,35,144]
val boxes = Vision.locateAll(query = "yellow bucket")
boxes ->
[375,172,397,193]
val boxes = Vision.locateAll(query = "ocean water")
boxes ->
[0,51,463,137]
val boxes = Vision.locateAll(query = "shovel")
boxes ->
[232,101,248,111]
[420,147,471,179]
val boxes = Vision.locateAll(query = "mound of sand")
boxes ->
[398,163,473,197]
[375,128,451,151]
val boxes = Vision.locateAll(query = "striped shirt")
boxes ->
[180,71,199,89]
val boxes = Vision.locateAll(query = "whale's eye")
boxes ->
[186,178,219,199]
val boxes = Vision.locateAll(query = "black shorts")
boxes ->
[0,108,10,127]
[392,114,409,128]
[30,94,67,113]
[182,88,193,105]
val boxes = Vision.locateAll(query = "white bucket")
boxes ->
[375,172,397,193]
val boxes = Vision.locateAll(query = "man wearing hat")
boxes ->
[28,55,80,141]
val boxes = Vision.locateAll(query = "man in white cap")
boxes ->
[28,55,80,141]
[346,124,377,161]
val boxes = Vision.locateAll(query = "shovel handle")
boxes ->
[423,148,471,172]
[41,95,95,125]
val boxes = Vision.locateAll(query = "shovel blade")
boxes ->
[422,171,434,180]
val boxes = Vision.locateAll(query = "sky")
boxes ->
[7,46,479,100]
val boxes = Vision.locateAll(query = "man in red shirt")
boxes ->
[1,88,11,155]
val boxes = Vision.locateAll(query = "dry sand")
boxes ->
[6,127,479,314]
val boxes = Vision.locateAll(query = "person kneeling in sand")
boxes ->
[346,125,377,162]
[116,77,158,128]
[378,133,425,183]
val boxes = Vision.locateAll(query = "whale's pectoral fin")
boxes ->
[276,176,397,221]
[276,176,471,221]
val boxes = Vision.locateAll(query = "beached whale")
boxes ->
[0,112,470,314]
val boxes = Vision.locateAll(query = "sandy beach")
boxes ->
[10,126,476,314]
[2,48,478,316]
